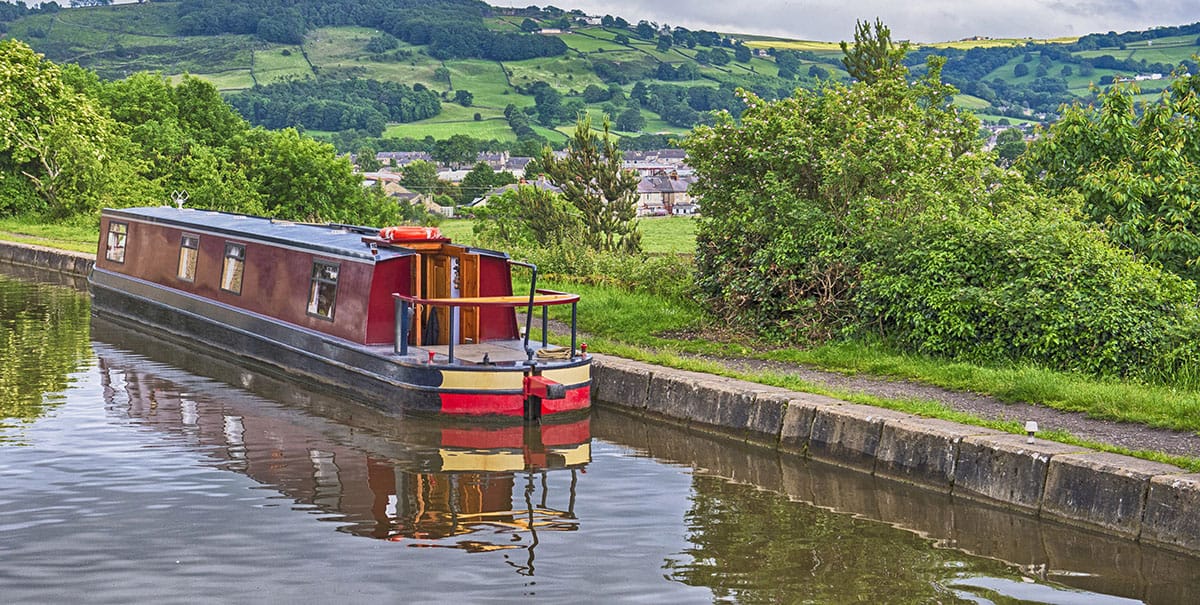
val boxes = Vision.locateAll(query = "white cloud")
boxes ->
[517,0,1197,42]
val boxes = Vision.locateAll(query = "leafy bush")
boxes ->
[1021,76,1200,282]
[857,206,1200,380]
[502,242,696,303]
[683,56,987,340]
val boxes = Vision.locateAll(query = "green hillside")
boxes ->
[2,1,1197,151]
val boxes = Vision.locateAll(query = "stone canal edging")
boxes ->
[6,240,1199,556]
[590,353,1200,556]
[0,240,94,276]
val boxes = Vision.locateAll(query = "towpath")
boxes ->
[702,355,1200,459]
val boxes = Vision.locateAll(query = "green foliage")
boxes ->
[686,23,1200,386]
[540,115,642,253]
[472,185,583,248]
[840,18,909,83]
[229,77,441,135]
[684,53,984,339]
[857,204,1200,380]
[509,243,696,303]
[0,41,398,226]
[400,159,439,192]
[993,127,1026,166]
[0,39,154,219]
[1021,76,1200,281]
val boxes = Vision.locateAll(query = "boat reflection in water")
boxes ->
[91,316,589,560]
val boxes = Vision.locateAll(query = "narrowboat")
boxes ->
[88,205,591,420]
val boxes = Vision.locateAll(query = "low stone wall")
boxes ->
[0,240,94,276]
[591,353,1200,556]
[7,241,1198,555]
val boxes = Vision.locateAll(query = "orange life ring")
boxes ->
[380,225,442,241]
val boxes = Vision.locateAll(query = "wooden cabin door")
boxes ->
[459,254,479,344]
[429,254,451,345]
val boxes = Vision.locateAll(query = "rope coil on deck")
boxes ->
[536,348,571,360]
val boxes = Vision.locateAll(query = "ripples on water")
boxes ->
[0,267,1196,603]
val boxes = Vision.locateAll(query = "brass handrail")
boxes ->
[392,289,579,363]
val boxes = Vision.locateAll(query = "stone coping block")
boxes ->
[779,393,842,453]
[590,354,656,409]
[806,403,911,470]
[1140,473,1200,553]
[953,434,1087,512]
[0,241,93,276]
[1042,452,1184,538]
[876,417,1005,491]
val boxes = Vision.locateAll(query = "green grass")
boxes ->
[637,217,697,254]
[503,55,606,92]
[0,218,99,254]
[253,47,312,84]
[743,39,842,52]
[953,94,992,110]
[385,114,515,140]
[176,69,255,92]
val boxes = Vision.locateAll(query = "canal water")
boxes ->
[1,265,1198,604]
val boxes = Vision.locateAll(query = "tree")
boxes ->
[734,44,752,63]
[431,134,478,168]
[656,35,673,52]
[635,21,656,40]
[356,146,382,172]
[1022,76,1200,281]
[583,84,610,103]
[235,128,374,223]
[839,18,909,84]
[540,115,642,252]
[992,128,1026,166]
[0,39,147,218]
[434,66,451,85]
[520,18,540,33]
[808,64,830,80]
[683,44,988,338]
[454,89,474,107]
[472,185,583,247]
[460,161,499,204]
[400,159,439,192]
[615,107,645,132]
[1014,62,1029,77]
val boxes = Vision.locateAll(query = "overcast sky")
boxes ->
[521,1,1198,43]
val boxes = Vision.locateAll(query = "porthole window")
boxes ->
[307,261,339,320]
[220,243,245,295]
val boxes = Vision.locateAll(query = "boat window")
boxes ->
[307,261,339,320]
[105,222,127,263]
[220,243,245,295]
[177,234,199,282]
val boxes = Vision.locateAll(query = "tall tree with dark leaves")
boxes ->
[540,115,641,253]
[840,18,909,84]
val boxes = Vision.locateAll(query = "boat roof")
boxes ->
[104,206,451,263]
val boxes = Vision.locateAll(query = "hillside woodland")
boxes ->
[1,1,1196,154]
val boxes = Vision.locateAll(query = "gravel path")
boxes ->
[709,357,1200,460]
